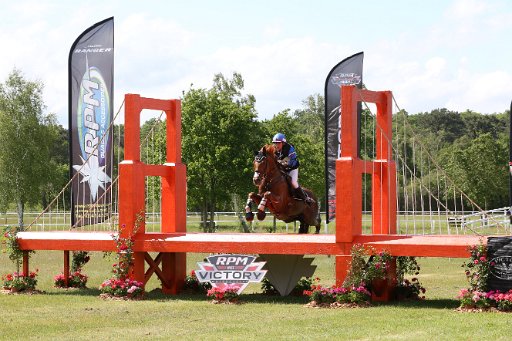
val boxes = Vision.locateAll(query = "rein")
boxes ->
[255,153,285,192]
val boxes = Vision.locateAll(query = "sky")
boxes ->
[1,0,511,127]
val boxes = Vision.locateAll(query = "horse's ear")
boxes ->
[261,146,266,155]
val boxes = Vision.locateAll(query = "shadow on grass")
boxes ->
[143,289,309,304]
[43,288,102,297]
[41,288,460,310]
[373,298,460,309]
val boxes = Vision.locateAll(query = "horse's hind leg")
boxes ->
[298,221,309,234]
[314,224,320,234]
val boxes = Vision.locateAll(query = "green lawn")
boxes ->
[1,249,510,340]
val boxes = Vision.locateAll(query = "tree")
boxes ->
[441,133,508,209]
[41,124,69,209]
[0,69,58,227]
[408,108,465,146]
[181,72,264,231]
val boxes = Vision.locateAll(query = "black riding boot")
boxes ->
[295,186,314,205]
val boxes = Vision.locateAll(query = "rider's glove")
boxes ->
[278,159,288,168]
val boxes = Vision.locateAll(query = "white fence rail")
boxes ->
[2,208,510,235]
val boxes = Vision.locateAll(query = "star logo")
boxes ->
[73,155,112,201]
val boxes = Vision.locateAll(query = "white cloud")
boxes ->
[1,0,512,127]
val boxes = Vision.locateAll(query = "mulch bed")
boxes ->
[54,286,87,291]
[1,288,44,295]
[210,299,242,305]
[99,293,144,301]
[305,301,370,309]
[455,307,510,313]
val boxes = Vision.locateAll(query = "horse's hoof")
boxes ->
[245,212,254,222]
[257,210,266,221]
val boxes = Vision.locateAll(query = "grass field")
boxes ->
[1,248,511,340]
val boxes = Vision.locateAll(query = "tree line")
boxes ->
[0,69,508,229]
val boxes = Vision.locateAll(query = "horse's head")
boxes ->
[253,144,277,186]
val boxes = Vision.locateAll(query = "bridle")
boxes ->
[254,151,283,190]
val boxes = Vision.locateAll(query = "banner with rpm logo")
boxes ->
[69,17,114,227]
[324,52,363,223]
[195,254,267,294]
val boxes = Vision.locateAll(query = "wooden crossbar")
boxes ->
[17,231,483,258]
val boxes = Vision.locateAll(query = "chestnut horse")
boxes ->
[245,144,321,234]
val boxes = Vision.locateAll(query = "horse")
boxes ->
[244,144,321,234]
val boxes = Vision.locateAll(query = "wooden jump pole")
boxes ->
[335,85,396,286]
[119,94,187,294]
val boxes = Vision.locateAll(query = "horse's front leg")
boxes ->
[245,192,261,222]
[257,191,274,221]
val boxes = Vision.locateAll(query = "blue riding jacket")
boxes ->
[275,142,299,171]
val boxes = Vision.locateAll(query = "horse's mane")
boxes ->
[263,144,276,156]
[255,144,278,167]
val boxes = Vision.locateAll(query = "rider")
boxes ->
[272,133,314,204]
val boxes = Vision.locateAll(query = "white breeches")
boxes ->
[288,168,299,189]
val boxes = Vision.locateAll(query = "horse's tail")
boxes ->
[316,203,321,226]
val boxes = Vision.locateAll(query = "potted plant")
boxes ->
[393,256,426,300]
[365,250,393,296]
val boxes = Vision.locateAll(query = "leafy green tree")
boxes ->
[461,110,505,139]
[294,94,324,144]
[441,133,508,209]
[0,69,58,227]
[181,72,264,231]
[262,109,299,138]
[408,108,465,146]
[41,124,69,209]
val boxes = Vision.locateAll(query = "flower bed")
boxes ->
[304,284,371,308]
[99,278,144,300]
[54,271,88,289]
[457,288,512,312]
[2,270,38,293]
[206,285,240,304]
[457,242,512,312]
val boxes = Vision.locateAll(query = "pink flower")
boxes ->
[127,286,139,294]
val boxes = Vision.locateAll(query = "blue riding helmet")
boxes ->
[272,133,286,143]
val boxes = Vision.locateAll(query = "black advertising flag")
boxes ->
[324,52,363,223]
[69,17,114,227]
